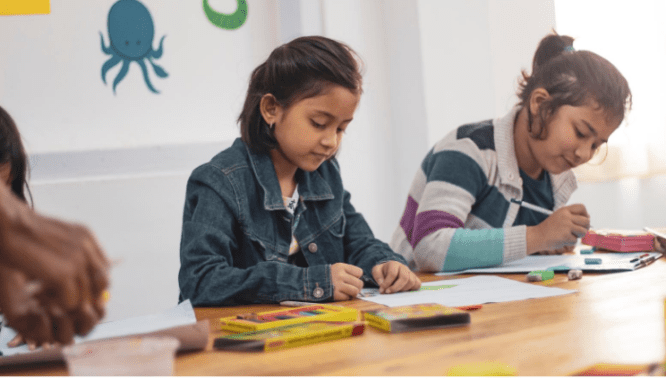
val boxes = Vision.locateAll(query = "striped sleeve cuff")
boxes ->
[502,225,527,264]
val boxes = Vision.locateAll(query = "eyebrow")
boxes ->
[581,120,607,143]
[312,110,354,123]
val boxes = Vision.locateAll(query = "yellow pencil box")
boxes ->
[213,321,366,352]
[364,303,471,333]
[217,304,359,333]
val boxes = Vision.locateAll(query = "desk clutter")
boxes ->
[214,302,474,351]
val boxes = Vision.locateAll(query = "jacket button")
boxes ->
[308,243,318,253]
[313,287,324,298]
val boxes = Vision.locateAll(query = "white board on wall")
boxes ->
[0,0,279,154]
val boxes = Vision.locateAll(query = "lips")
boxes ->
[562,157,576,169]
[312,152,330,159]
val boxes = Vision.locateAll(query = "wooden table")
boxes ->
[2,260,666,376]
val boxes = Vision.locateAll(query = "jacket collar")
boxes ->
[242,139,334,211]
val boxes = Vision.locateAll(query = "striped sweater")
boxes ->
[390,107,578,272]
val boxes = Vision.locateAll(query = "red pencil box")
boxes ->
[581,229,654,252]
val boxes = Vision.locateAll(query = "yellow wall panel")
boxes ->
[0,0,50,15]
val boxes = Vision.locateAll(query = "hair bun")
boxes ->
[532,33,575,73]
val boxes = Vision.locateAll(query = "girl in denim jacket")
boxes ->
[179,36,420,306]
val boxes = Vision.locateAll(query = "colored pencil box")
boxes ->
[213,321,366,352]
[581,229,654,252]
[363,303,470,333]
[217,304,359,333]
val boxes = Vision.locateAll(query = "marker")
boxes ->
[510,198,552,216]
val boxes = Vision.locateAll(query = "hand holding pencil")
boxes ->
[526,204,590,254]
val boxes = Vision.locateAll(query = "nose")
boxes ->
[321,128,339,149]
[574,142,595,164]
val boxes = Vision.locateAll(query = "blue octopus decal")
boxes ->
[100,0,167,94]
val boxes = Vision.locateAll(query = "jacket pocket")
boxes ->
[242,234,288,264]
[326,212,346,238]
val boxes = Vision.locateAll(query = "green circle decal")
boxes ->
[203,0,248,30]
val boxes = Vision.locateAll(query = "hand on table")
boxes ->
[371,261,421,294]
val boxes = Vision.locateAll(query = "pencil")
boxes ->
[510,198,553,216]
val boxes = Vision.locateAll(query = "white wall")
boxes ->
[418,0,555,145]
[570,175,666,231]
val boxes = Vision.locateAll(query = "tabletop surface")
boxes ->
[1,257,665,376]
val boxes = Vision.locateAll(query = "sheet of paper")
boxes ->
[0,299,206,365]
[358,275,577,307]
[435,252,662,276]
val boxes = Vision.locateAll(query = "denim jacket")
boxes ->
[178,138,407,306]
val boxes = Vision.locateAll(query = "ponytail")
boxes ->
[517,32,631,139]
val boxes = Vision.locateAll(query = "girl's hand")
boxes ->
[527,204,590,254]
[534,245,575,255]
[371,261,421,294]
[655,236,666,254]
[331,263,364,301]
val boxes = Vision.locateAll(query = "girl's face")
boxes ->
[529,103,618,175]
[270,85,360,172]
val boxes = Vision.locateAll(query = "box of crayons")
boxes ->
[364,303,470,333]
[213,321,366,352]
[582,229,654,252]
[217,304,360,333]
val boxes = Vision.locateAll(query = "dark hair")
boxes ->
[0,105,32,205]
[238,35,363,154]
[517,32,632,139]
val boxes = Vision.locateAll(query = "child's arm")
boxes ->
[399,144,526,273]
[179,166,333,306]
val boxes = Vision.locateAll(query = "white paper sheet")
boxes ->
[435,252,662,276]
[359,275,576,307]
